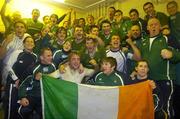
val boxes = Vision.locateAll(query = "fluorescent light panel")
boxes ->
[52,0,65,3]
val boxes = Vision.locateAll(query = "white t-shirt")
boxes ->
[50,65,95,83]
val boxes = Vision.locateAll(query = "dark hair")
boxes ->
[56,26,67,36]
[90,25,99,32]
[14,20,27,29]
[40,47,52,56]
[129,8,139,16]
[102,57,117,68]
[115,10,123,15]
[79,18,85,22]
[43,15,49,21]
[167,1,178,8]
[100,20,111,30]
[108,7,116,11]
[143,2,154,10]
[32,9,40,14]
[68,51,81,61]
[135,59,149,68]
[85,37,97,44]
[50,14,58,20]
[23,36,34,44]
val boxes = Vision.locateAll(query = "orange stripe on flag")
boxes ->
[118,80,154,119]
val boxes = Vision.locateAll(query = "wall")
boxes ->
[86,0,180,20]
[0,0,180,32]
[0,0,85,32]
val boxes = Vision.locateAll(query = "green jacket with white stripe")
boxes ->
[92,71,125,86]
[139,34,180,81]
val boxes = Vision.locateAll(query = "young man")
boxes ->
[143,2,169,29]
[70,25,86,51]
[18,47,56,119]
[106,34,141,75]
[3,36,37,119]
[81,37,106,70]
[129,8,147,35]
[99,20,114,47]
[49,51,95,84]
[24,9,43,36]
[91,57,126,86]
[112,9,132,41]
[128,60,164,119]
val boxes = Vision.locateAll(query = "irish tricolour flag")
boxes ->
[41,75,154,119]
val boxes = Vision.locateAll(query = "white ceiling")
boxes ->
[52,0,117,9]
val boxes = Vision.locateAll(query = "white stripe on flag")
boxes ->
[78,85,119,119]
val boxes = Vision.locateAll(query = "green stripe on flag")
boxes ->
[41,75,78,119]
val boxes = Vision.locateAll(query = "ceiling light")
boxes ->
[52,0,65,3]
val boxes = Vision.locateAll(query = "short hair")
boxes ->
[115,10,123,15]
[85,37,97,44]
[79,18,85,23]
[100,20,111,30]
[143,2,154,10]
[43,15,49,21]
[40,47,52,56]
[129,8,139,16]
[56,26,67,36]
[68,51,81,61]
[32,9,40,14]
[14,20,27,29]
[167,1,178,8]
[23,36,34,44]
[89,25,99,32]
[108,7,116,11]
[135,59,149,68]
[101,57,117,68]
[50,14,58,20]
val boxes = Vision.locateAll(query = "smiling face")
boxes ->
[63,41,72,52]
[69,53,81,70]
[101,61,115,75]
[74,27,84,40]
[23,37,35,51]
[86,38,96,53]
[57,29,67,41]
[110,35,120,50]
[40,49,53,65]
[102,23,111,35]
[135,61,149,79]
[15,22,26,39]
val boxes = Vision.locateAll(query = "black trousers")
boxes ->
[3,77,19,119]
[155,80,174,119]
[173,85,180,119]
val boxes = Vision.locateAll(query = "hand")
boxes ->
[161,49,173,59]
[89,59,97,66]
[130,71,137,80]
[35,72,42,80]
[59,64,67,73]
[126,38,133,45]
[78,64,84,74]
[15,79,20,88]
[20,98,29,107]
[149,80,156,89]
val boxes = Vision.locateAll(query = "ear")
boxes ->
[135,67,138,71]
[112,65,115,70]
[40,55,43,61]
